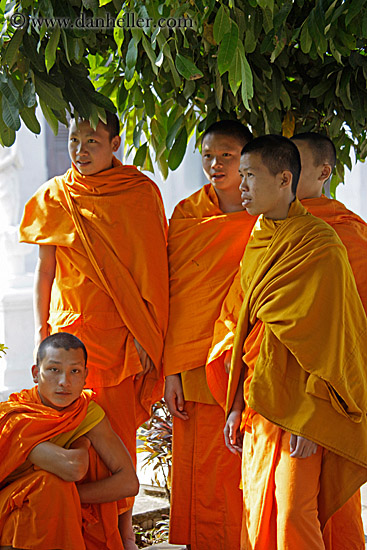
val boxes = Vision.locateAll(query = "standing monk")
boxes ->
[164,120,255,550]
[219,135,367,550]
[19,112,169,549]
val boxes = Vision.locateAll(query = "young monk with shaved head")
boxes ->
[208,135,367,549]
[0,332,139,550]
[164,120,255,549]
[19,112,169,548]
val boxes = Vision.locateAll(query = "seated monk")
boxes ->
[0,332,139,550]
[209,135,367,549]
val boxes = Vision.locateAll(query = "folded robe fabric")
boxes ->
[207,195,367,407]
[19,157,169,427]
[0,388,123,549]
[163,184,254,549]
[225,199,367,526]
[163,183,256,381]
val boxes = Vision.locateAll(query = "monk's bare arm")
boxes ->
[34,245,56,349]
[224,368,245,455]
[77,416,139,503]
[28,436,90,482]
[164,373,189,420]
[134,338,154,380]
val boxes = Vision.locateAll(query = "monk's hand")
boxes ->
[164,374,189,421]
[224,410,243,455]
[134,338,154,380]
[224,349,233,374]
[289,434,318,458]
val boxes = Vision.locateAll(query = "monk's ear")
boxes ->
[32,364,40,383]
[111,135,121,152]
[279,170,292,189]
[319,163,332,182]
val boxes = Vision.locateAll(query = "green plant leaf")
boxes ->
[168,126,187,170]
[133,142,148,167]
[213,4,232,43]
[35,77,67,111]
[228,49,242,95]
[218,22,239,75]
[126,38,138,70]
[4,29,25,69]
[39,99,59,135]
[45,27,60,73]
[2,95,20,130]
[0,104,15,146]
[20,105,41,133]
[166,113,184,149]
[240,51,253,110]
[175,54,203,80]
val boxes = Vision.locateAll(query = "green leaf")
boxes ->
[262,6,274,33]
[345,0,362,26]
[142,36,158,75]
[310,79,332,98]
[126,38,138,70]
[133,142,148,167]
[0,104,15,146]
[45,27,60,73]
[114,9,125,55]
[240,51,253,110]
[4,29,25,68]
[35,77,67,111]
[218,23,239,75]
[175,54,203,80]
[168,126,187,170]
[166,114,184,149]
[99,0,111,5]
[39,98,59,135]
[20,105,41,133]
[213,5,232,43]
[228,49,242,96]
[144,89,155,118]
[0,76,22,109]
[133,118,144,148]
[2,95,20,130]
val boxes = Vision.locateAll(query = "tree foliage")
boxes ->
[0,0,367,190]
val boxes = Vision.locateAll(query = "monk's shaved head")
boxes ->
[37,333,87,367]
[291,132,336,171]
[69,111,120,141]
[202,120,253,149]
[242,135,301,195]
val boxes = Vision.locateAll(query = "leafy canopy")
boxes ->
[0,0,367,191]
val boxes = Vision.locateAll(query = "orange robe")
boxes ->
[163,184,256,549]
[19,158,169,512]
[208,200,367,548]
[0,388,123,550]
[208,196,367,547]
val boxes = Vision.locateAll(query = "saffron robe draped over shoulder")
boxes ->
[226,199,367,527]
[207,195,367,407]
[19,158,169,427]
[164,184,255,550]
[0,388,123,550]
[163,183,256,382]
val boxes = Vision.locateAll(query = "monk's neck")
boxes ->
[214,188,243,213]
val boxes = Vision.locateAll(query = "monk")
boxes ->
[19,112,169,549]
[164,120,255,550]
[0,332,139,550]
[212,135,367,549]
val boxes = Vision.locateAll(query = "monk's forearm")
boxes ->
[231,367,246,413]
[28,441,89,482]
[77,468,139,504]
[34,245,56,345]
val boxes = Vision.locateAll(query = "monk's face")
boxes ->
[239,152,293,219]
[293,140,330,200]
[32,347,88,410]
[68,119,121,176]
[201,133,244,193]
